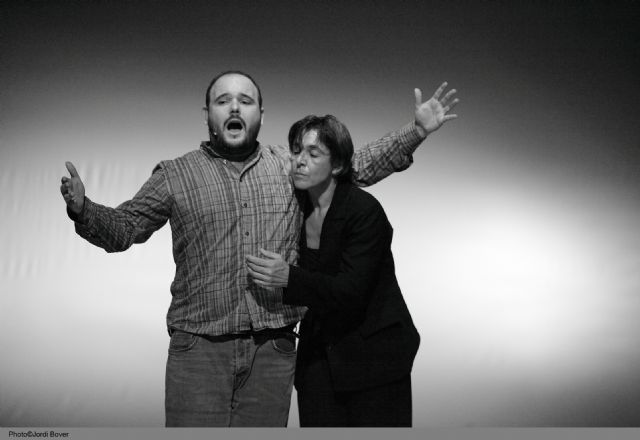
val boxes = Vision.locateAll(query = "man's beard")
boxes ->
[208,125,258,161]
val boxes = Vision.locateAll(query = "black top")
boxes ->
[299,246,321,272]
[284,182,420,392]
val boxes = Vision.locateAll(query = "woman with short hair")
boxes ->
[246,114,420,426]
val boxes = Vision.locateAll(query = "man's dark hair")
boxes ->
[205,70,263,108]
[288,115,354,182]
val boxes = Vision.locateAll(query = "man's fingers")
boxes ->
[432,81,448,100]
[441,89,457,105]
[443,98,460,114]
[443,114,458,122]
[60,182,74,195]
[414,88,423,106]
[65,161,80,178]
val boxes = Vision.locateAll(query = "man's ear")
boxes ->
[203,107,208,125]
[331,166,343,177]
[260,107,265,126]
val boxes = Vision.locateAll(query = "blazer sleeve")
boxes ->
[284,199,390,314]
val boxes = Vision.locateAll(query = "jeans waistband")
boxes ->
[251,323,298,338]
[168,323,298,339]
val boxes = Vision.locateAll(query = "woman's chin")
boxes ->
[293,180,309,191]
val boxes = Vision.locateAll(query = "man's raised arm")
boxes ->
[60,161,172,252]
[352,81,459,186]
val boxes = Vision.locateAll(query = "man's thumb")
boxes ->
[65,161,80,179]
[414,88,423,106]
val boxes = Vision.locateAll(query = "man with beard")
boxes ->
[59,71,458,427]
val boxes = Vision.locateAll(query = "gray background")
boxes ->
[2,0,639,427]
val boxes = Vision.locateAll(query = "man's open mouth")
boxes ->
[225,119,245,134]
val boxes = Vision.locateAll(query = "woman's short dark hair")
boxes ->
[288,115,354,182]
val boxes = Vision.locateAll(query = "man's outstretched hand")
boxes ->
[60,161,85,215]
[414,81,459,137]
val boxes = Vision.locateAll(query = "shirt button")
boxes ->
[243,203,248,208]
[245,232,250,236]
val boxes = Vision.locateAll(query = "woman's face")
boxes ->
[291,129,336,192]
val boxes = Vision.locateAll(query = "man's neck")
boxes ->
[210,140,257,162]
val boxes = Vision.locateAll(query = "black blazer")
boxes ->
[284,182,420,392]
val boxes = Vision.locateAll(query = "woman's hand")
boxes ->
[246,248,290,288]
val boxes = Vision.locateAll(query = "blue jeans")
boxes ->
[165,326,297,427]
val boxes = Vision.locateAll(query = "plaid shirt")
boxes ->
[72,123,424,336]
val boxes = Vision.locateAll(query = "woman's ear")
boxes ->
[331,166,343,177]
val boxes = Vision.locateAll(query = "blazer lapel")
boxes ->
[317,182,351,267]
[298,182,352,269]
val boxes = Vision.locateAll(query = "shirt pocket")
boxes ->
[257,174,294,213]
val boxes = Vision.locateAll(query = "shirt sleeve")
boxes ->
[262,143,293,174]
[351,121,425,187]
[68,166,172,252]
[283,201,390,314]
